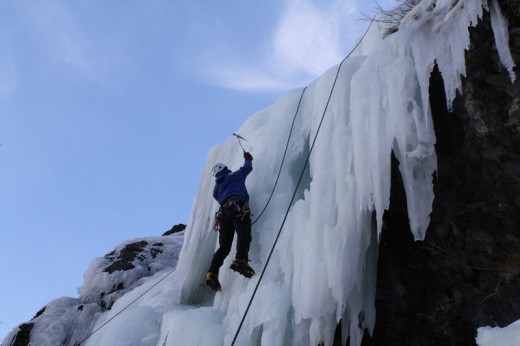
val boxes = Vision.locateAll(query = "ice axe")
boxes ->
[233,133,247,152]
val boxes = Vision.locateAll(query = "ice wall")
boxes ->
[82,1,516,345]
[477,319,520,346]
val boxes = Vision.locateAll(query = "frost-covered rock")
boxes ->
[4,297,101,346]
[3,231,184,346]
[80,231,184,309]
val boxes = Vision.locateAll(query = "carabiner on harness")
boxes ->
[213,211,221,232]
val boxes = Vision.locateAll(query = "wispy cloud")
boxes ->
[271,0,356,77]
[200,0,364,92]
[204,65,302,92]
[17,2,126,86]
[0,51,20,97]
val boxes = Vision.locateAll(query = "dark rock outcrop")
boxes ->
[163,223,187,236]
[364,1,520,345]
[9,323,33,346]
[81,234,184,309]
[103,240,148,273]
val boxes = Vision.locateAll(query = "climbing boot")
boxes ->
[230,259,255,278]
[205,272,222,291]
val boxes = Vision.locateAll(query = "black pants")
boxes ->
[208,210,252,275]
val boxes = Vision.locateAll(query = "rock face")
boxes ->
[163,223,187,236]
[364,1,520,345]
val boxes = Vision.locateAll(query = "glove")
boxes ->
[244,152,253,160]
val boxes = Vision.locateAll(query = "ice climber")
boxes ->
[206,151,256,291]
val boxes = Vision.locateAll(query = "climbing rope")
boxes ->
[230,17,376,345]
[78,16,375,346]
[77,87,303,346]
[76,81,307,346]
[251,86,307,225]
[78,268,176,345]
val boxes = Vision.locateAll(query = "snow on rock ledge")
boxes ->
[2,231,184,346]
[80,232,184,309]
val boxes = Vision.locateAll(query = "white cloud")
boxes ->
[200,0,364,92]
[271,0,356,77]
[205,64,301,92]
[19,2,125,86]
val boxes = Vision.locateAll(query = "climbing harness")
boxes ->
[230,17,377,346]
[221,197,250,220]
[213,211,221,231]
[213,198,251,231]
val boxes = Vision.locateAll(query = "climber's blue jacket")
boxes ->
[213,158,252,205]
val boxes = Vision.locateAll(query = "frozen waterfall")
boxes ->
[25,0,514,345]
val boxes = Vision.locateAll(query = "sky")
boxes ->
[0,0,395,341]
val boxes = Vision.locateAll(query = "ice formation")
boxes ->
[4,0,516,345]
[476,319,520,346]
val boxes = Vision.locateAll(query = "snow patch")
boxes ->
[476,319,520,346]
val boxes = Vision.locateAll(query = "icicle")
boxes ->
[489,0,516,82]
